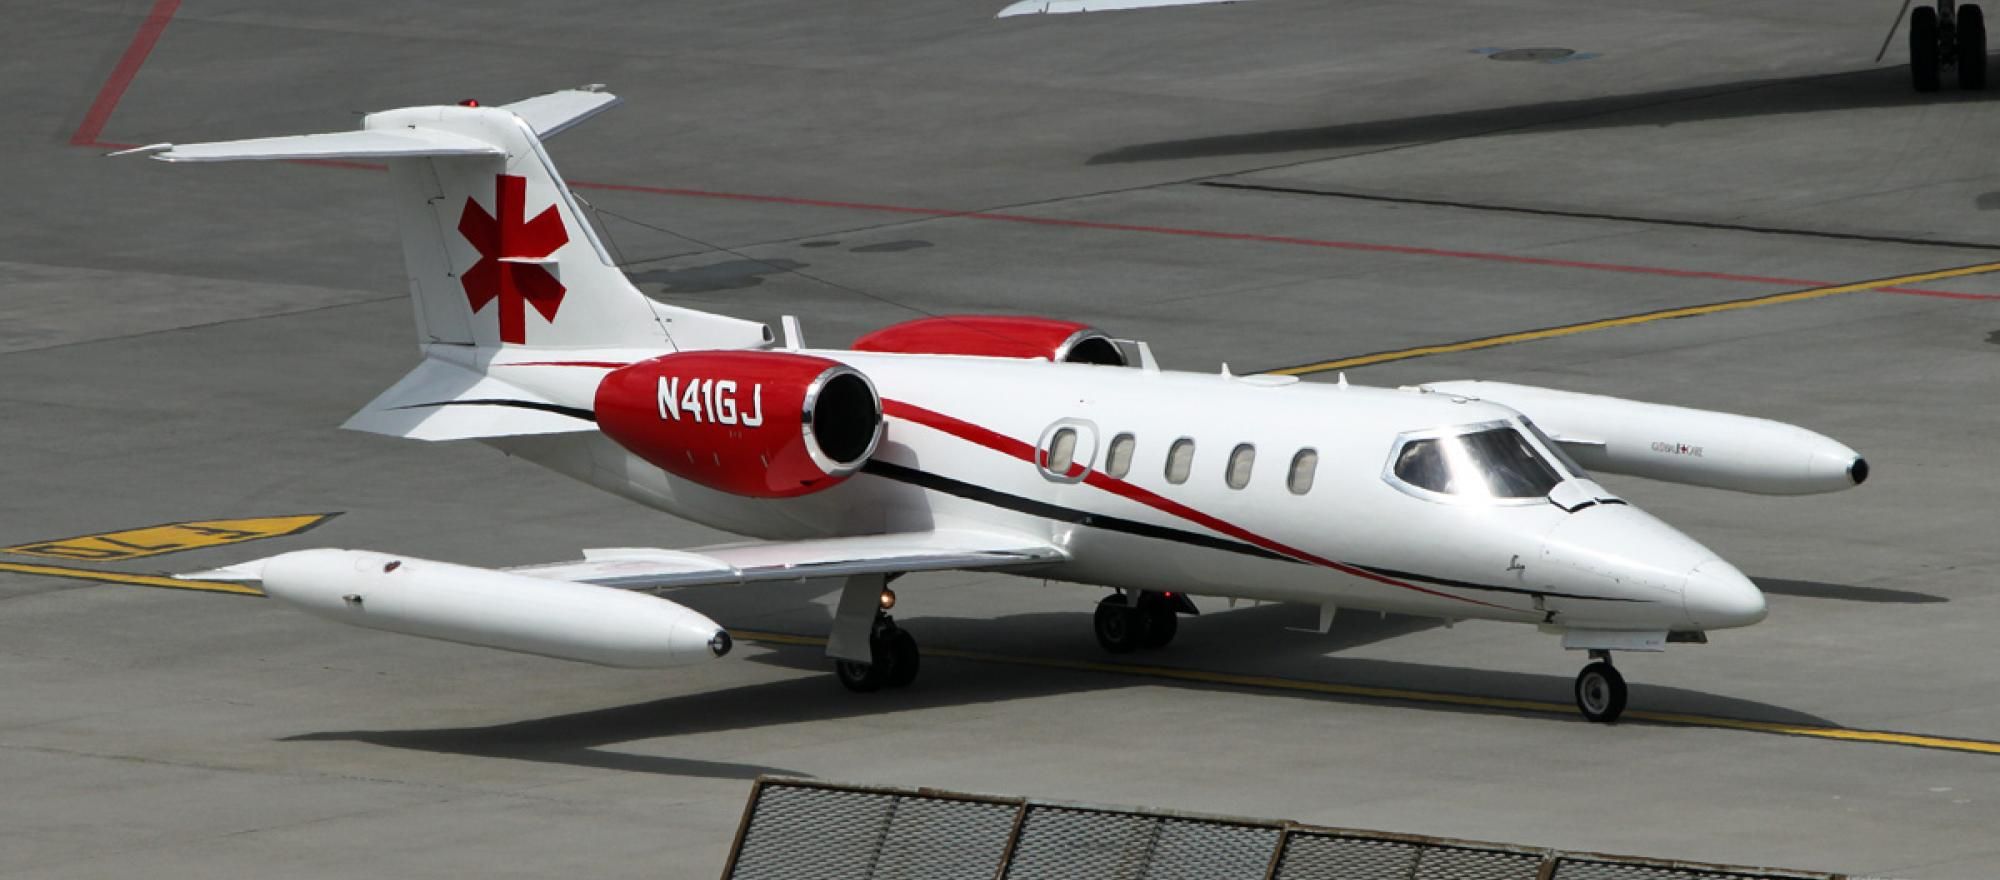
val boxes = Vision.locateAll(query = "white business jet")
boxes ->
[126,87,1865,723]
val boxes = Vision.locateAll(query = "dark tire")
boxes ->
[1914,6,1943,92]
[1574,661,1628,723]
[1094,597,1142,653]
[1961,5,1988,89]
[883,628,920,688]
[1140,603,1178,649]
[836,658,884,692]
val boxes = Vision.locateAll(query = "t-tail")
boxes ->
[122,86,770,441]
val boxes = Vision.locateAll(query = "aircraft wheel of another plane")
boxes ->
[884,628,920,688]
[1095,597,1143,653]
[1961,5,1988,89]
[1574,661,1628,723]
[1913,6,1943,92]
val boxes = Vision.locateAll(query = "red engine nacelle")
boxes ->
[595,351,883,499]
[852,315,1127,365]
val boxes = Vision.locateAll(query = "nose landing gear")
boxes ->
[1574,650,1629,723]
[834,612,920,692]
[1910,1,1988,92]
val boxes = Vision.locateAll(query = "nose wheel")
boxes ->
[1573,651,1628,723]
[1093,591,1181,653]
[834,614,920,692]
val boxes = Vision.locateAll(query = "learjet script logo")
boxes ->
[459,174,569,344]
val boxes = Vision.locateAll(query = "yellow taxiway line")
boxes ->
[0,561,262,596]
[731,629,2000,757]
[1268,260,2000,375]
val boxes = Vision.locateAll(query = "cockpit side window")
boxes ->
[1390,426,1563,501]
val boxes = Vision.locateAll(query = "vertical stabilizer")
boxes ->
[131,88,769,352]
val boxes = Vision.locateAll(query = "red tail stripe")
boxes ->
[881,399,1498,609]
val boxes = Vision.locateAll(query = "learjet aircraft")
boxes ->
[125,87,1867,723]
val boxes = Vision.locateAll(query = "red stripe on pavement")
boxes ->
[72,0,181,147]
[881,399,1501,609]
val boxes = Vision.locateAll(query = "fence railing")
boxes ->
[722,777,1853,880]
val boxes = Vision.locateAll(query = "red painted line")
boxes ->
[71,0,181,147]
[881,398,1502,609]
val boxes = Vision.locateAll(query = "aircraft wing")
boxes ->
[501,528,1067,590]
[997,0,1251,17]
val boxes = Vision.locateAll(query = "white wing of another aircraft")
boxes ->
[997,0,1250,17]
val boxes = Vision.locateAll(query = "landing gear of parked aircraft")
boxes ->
[1573,651,1629,723]
[1910,1,1987,92]
[835,614,920,692]
[1093,591,1182,653]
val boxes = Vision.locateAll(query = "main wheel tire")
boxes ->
[1961,5,1988,89]
[884,628,920,688]
[1914,6,1943,92]
[1574,661,1628,723]
[1094,598,1142,653]
[836,658,885,692]
[1140,604,1178,649]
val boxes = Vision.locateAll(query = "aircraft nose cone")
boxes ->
[1682,558,1766,629]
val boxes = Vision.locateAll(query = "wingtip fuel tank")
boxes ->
[257,549,730,668]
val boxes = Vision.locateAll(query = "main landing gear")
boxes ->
[835,610,920,692]
[1911,1,1988,92]
[1093,591,1186,653]
[1573,650,1628,723]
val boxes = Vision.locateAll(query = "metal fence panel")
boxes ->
[1275,832,1423,879]
[1142,818,1283,880]
[1551,860,1794,880]
[1004,806,1160,880]
[730,785,900,880]
[1415,845,1544,880]
[871,796,1020,880]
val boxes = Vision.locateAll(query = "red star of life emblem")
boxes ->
[458,174,569,344]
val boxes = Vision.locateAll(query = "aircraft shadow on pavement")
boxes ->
[1755,577,1948,604]
[288,600,1832,777]
[1088,63,2000,166]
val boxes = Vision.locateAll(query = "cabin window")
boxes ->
[1106,433,1136,479]
[1165,438,1196,485]
[1288,448,1318,495]
[1225,443,1256,489]
[1045,427,1079,476]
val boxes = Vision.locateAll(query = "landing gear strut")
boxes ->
[1911,1,1988,92]
[1573,650,1628,723]
[1093,591,1182,653]
[835,612,920,692]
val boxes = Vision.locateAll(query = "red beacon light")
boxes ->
[458,98,480,107]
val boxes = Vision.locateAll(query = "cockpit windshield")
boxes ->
[1391,425,1564,500]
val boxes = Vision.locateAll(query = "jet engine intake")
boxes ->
[596,351,883,498]
[1417,380,1866,496]
[853,315,1127,365]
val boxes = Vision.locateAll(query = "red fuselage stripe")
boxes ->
[880,399,1500,609]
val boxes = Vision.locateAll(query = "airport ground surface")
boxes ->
[6,1,2000,877]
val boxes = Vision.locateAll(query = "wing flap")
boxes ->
[507,529,1066,590]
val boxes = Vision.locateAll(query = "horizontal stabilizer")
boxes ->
[140,129,505,163]
[501,86,622,138]
[507,529,1067,590]
[343,358,595,441]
